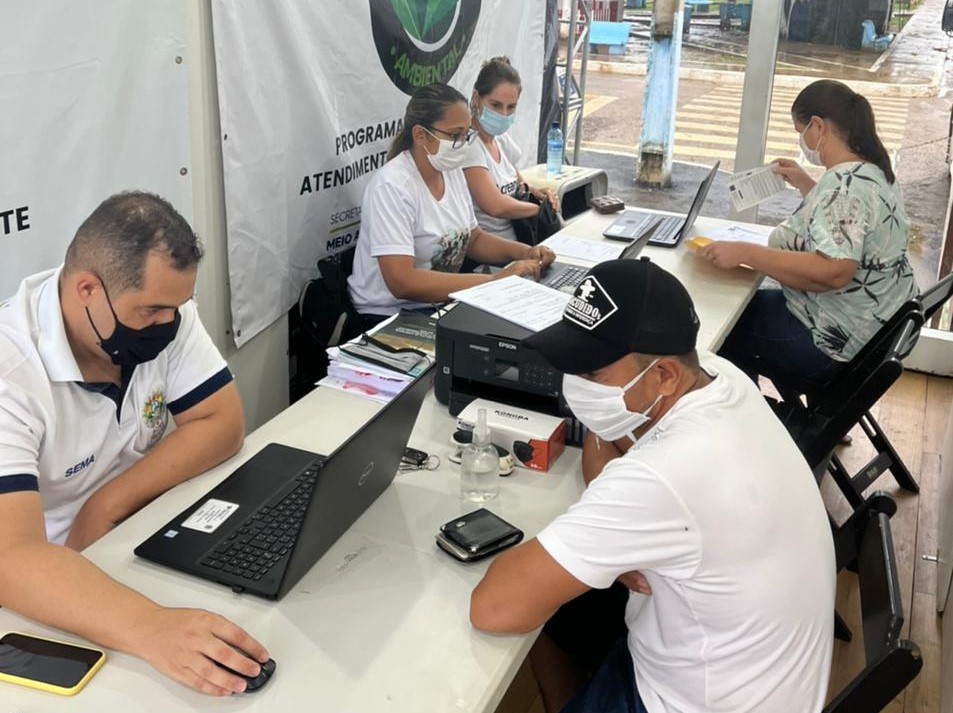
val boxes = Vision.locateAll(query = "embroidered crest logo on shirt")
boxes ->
[142,391,168,434]
[565,277,618,331]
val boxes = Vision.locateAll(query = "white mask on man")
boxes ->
[562,358,661,443]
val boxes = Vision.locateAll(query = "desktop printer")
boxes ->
[435,304,583,443]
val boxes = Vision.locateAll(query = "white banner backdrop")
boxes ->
[212,0,546,346]
[0,1,192,299]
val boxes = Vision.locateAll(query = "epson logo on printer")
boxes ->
[497,341,517,351]
[65,454,95,478]
[492,408,529,422]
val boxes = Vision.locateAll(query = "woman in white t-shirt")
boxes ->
[461,57,559,241]
[348,83,554,323]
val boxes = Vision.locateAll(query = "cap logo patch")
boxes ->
[564,276,618,331]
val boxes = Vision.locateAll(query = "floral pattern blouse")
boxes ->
[769,161,917,362]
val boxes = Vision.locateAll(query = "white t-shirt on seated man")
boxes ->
[0,270,230,543]
[471,259,835,713]
[0,192,271,697]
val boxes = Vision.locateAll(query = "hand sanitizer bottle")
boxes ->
[460,409,500,502]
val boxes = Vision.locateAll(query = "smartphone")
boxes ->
[0,632,106,696]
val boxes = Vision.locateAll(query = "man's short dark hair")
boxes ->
[63,191,203,293]
[633,350,700,371]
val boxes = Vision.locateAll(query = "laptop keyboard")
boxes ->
[604,213,657,240]
[647,216,684,246]
[542,264,589,292]
[198,464,321,581]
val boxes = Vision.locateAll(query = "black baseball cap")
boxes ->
[524,258,700,375]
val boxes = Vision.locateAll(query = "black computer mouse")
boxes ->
[219,657,277,693]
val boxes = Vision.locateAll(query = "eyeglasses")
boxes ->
[423,125,476,149]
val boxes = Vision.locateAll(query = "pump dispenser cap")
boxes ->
[474,408,491,447]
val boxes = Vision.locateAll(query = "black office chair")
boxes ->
[772,274,953,508]
[298,246,363,351]
[920,271,953,326]
[822,491,922,712]
[771,314,923,509]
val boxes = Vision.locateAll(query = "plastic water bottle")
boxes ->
[546,121,563,178]
[460,409,499,502]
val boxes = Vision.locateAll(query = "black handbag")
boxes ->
[510,189,562,246]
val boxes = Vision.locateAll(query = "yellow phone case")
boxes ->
[0,632,106,696]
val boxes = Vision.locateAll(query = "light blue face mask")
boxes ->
[478,105,516,136]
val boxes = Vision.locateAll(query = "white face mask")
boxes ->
[562,358,661,444]
[799,124,823,166]
[422,128,470,172]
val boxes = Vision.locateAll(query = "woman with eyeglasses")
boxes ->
[461,57,559,242]
[699,80,916,386]
[348,82,555,326]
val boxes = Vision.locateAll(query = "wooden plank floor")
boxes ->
[495,372,952,713]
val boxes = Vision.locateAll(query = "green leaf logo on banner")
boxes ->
[371,0,481,96]
[391,0,457,43]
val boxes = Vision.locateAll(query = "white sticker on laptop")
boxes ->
[181,499,239,533]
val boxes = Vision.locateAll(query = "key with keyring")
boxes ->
[399,447,440,472]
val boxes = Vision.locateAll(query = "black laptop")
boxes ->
[602,161,720,248]
[134,367,435,600]
[538,224,658,293]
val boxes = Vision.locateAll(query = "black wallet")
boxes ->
[436,509,524,562]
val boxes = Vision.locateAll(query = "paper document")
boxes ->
[728,165,786,212]
[706,223,772,246]
[540,234,626,263]
[449,275,571,332]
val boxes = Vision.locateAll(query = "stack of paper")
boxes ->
[319,311,436,403]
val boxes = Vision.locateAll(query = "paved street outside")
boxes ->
[565,0,953,288]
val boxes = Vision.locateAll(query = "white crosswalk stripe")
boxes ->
[671,85,909,170]
[579,84,910,172]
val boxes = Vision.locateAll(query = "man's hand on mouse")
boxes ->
[132,607,269,696]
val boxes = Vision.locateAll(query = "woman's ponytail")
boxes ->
[844,93,895,184]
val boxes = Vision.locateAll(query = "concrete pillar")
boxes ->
[730,0,783,223]
[636,0,684,187]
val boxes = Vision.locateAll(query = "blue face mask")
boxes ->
[478,105,516,136]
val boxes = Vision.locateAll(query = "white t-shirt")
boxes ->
[348,151,478,316]
[0,268,233,544]
[537,353,835,713]
[461,133,522,241]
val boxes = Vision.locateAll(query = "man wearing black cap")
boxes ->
[470,259,835,713]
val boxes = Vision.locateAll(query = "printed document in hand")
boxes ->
[728,165,786,212]
[449,276,571,332]
[539,234,626,263]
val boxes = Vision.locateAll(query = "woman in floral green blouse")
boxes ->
[701,79,916,386]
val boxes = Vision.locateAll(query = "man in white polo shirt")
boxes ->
[0,192,270,696]
[470,258,835,713]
